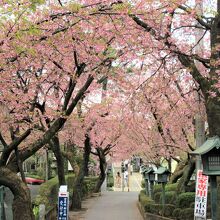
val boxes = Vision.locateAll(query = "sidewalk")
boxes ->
[69,191,143,220]
[69,193,101,220]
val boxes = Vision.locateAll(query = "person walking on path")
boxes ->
[124,170,129,192]
[115,171,121,188]
[130,164,133,176]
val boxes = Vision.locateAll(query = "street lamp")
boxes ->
[191,136,220,220]
[154,167,171,216]
[145,167,156,199]
[141,167,149,196]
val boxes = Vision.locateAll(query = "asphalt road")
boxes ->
[84,191,143,220]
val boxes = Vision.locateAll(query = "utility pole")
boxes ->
[194,0,205,171]
[194,0,205,177]
[194,2,206,220]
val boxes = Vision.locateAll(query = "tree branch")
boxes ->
[0,129,32,166]
[0,132,8,148]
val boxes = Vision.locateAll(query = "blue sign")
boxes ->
[58,195,68,220]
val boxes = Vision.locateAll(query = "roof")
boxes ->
[141,167,148,173]
[146,167,155,174]
[203,170,220,176]
[190,136,220,155]
[154,167,170,174]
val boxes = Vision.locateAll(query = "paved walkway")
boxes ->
[113,166,142,192]
[69,191,143,220]
[69,164,143,220]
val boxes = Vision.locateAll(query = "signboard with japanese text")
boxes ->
[194,170,209,218]
[58,191,69,220]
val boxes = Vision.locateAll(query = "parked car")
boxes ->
[25,177,44,185]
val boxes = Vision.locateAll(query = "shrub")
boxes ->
[139,190,153,205]
[165,183,178,192]
[153,184,162,195]
[107,172,114,188]
[149,204,163,215]
[160,191,177,205]
[85,177,97,191]
[146,203,175,217]
[179,208,194,220]
[163,204,175,217]
[153,183,178,196]
[81,177,98,197]
[176,192,195,209]
[190,202,195,208]
[153,192,161,203]
[35,176,59,208]
[139,190,155,214]
[35,174,97,210]
[173,208,194,219]
[173,208,181,219]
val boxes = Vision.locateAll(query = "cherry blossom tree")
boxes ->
[0,1,122,218]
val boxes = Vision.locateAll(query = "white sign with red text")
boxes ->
[194,170,209,218]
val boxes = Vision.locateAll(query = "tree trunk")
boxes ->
[93,148,107,193]
[206,98,220,136]
[0,167,34,220]
[50,135,66,186]
[177,157,196,193]
[62,150,81,176]
[169,160,187,184]
[70,135,91,210]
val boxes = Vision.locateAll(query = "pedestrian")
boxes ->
[124,170,128,187]
[115,172,121,188]
[130,164,133,175]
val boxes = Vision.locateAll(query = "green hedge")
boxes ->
[145,202,176,217]
[148,204,163,215]
[160,191,177,205]
[82,177,98,196]
[153,191,177,204]
[107,172,114,188]
[153,192,161,203]
[173,208,181,219]
[163,204,176,217]
[35,174,98,208]
[139,182,197,219]
[153,183,178,195]
[173,208,194,220]
[35,176,59,208]
[165,183,178,192]
[153,184,162,195]
[139,190,155,215]
[139,190,154,206]
[176,192,195,209]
